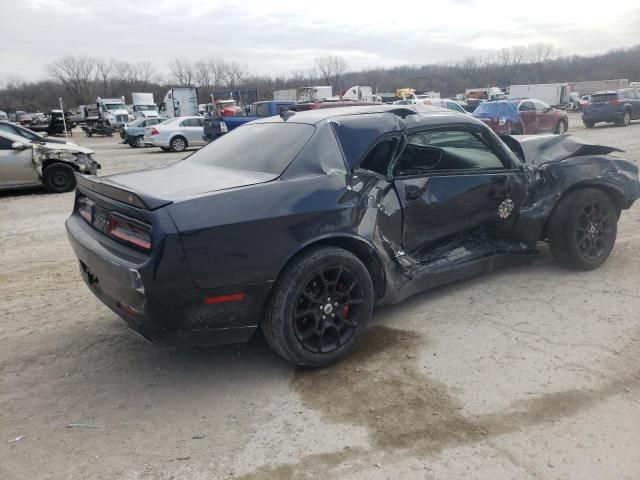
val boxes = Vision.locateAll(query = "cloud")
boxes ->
[1,0,638,81]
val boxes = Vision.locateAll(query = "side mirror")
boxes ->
[12,141,30,150]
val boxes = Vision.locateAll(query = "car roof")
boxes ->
[251,104,475,126]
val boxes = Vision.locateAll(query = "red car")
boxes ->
[472,99,568,135]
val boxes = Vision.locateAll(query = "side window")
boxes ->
[395,130,505,175]
[0,136,14,150]
[0,123,15,134]
[196,117,203,126]
[519,101,535,112]
[180,118,201,127]
[447,102,464,113]
[359,137,399,176]
[534,100,550,112]
[139,120,148,128]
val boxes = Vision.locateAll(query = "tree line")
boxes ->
[1,44,639,112]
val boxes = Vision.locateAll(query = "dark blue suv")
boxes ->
[582,89,640,128]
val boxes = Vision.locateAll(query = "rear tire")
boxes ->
[617,111,631,127]
[43,163,76,193]
[583,120,595,128]
[170,136,187,152]
[262,246,374,367]
[548,188,617,270]
[129,135,144,148]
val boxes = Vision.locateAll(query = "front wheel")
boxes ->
[583,120,595,128]
[555,120,568,134]
[43,163,76,193]
[262,246,375,367]
[548,188,618,270]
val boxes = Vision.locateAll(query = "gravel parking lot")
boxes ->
[1,112,639,480]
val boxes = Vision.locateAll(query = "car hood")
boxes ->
[104,161,277,201]
[33,141,94,154]
[503,134,623,166]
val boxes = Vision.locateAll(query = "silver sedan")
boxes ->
[143,116,207,152]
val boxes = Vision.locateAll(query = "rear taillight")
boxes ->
[608,99,624,105]
[150,127,159,136]
[77,196,93,224]
[108,214,151,250]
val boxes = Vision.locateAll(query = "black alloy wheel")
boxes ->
[262,246,374,367]
[293,266,364,354]
[548,188,618,270]
[575,199,615,261]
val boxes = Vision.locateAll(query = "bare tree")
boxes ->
[95,58,115,95]
[221,61,247,92]
[135,62,156,85]
[527,43,555,64]
[497,48,513,66]
[314,55,348,93]
[48,55,97,103]
[168,58,195,86]
[510,45,528,66]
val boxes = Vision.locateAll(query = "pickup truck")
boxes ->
[203,101,293,141]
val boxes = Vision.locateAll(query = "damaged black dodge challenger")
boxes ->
[66,105,639,367]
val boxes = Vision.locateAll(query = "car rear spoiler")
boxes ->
[503,135,624,166]
[75,174,172,210]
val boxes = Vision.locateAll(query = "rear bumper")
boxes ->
[66,214,270,346]
[144,137,170,147]
[582,111,624,123]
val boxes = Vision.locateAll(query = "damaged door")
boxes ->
[0,136,39,187]
[392,126,526,261]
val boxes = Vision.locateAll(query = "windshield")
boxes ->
[104,103,126,111]
[137,105,157,111]
[473,102,518,117]
[188,123,315,175]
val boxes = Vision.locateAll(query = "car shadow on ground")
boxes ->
[0,185,48,198]
[36,250,561,390]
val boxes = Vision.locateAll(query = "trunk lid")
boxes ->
[84,162,277,209]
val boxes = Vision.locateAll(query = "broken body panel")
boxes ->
[65,106,639,346]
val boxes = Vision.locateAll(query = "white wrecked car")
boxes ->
[0,130,99,192]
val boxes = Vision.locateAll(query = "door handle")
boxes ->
[405,185,422,201]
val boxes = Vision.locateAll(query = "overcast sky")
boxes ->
[1,0,639,81]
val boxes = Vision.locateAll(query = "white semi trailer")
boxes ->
[508,83,571,107]
[159,87,199,118]
[273,86,333,102]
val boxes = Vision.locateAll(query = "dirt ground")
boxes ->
[1,113,639,480]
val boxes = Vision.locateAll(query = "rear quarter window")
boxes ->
[187,123,315,175]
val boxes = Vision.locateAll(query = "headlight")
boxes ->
[220,121,228,133]
[498,117,507,126]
